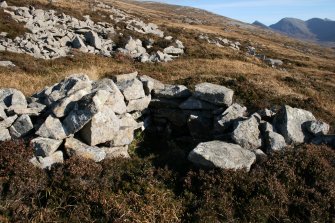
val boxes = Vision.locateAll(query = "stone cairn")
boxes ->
[0,72,333,171]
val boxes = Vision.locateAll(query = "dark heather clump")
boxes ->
[0,140,334,222]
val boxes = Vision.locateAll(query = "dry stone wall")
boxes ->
[0,72,334,171]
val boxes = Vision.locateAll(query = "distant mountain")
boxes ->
[252,20,268,29]
[269,17,335,43]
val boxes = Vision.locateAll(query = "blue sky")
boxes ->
[145,0,335,25]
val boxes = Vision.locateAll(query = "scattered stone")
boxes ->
[0,61,15,67]
[188,141,256,171]
[194,83,234,106]
[65,137,106,162]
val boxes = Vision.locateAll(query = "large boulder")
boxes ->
[80,106,120,146]
[273,105,316,144]
[194,83,234,106]
[188,141,256,171]
[232,116,262,150]
[64,137,106,162]
[36,115,67,140]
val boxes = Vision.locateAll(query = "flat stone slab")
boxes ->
[188,141,256,171]
[194,82,234,106]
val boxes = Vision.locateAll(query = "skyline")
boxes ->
[143,0,335,25]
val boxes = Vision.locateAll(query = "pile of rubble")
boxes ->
[199,34,284,68]
[0,72,333,171]
[0,1,184,62]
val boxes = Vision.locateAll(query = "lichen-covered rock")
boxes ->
[80,106,120,146]
[232,116,262,150]
[116,78,145,101]
[65,137,106,162]
[274,105,316,144]
[194,82,234,106]
[188,141,256,171]
[0,128,11,141]
[126,96,151,113]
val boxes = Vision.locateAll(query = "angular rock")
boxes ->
[188,141,256,171]
[0,88,27,109]
[179,97,218,110]
[265,131,287,153]
[65,137,106,162]
[47,74,92,104]
[112,72,138,83]
[110,127,135,146]
[305,120,329,136]
[274,105,316,144]
[52,88,89,118]
[232,116,262,150]
[80,106,120,146]
[119,113,142,129]
[0,128,11,141]
[102,145,130,159]
[62,90,110,135]
[154,85,191,99]
[36,115,67,140]
[163,46,184,55]
[116,78,145,101]
[0,1,8,8]
[0,106,7,120]
[194,83,234,106]
[31,137,63,157]
[9,115,33,138]
[72,35,87,51]
[0,115,17,129]
[214,103,247,132]
[7,107,41,116]
[30,151,64,169]
[84,31,102,49]
[126,96,151,113]
[93,78,127,115]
